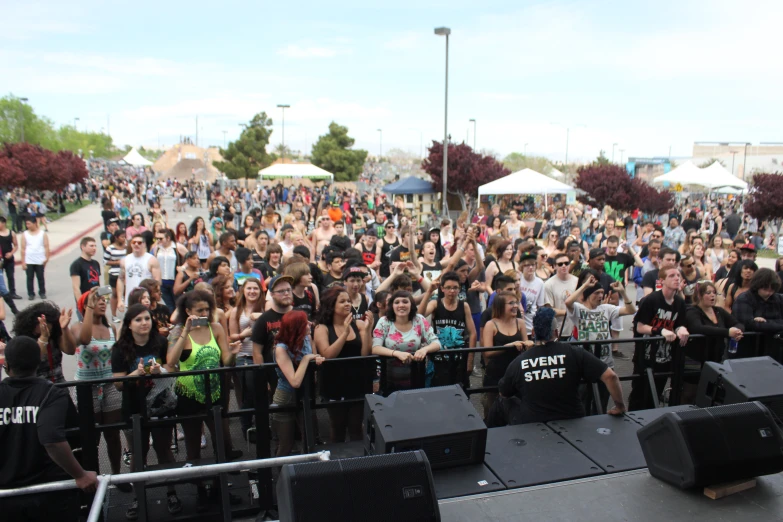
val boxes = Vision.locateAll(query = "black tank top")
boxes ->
[379,236,399,277]
[432,298,469,356]
[358,243,376,266]
[320,322,364,400]
[351,293,369,321]
[292,287,317,320]
[486,319,523,382]
[0,232,13,257]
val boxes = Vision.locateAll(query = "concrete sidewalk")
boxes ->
[14,203,104,262]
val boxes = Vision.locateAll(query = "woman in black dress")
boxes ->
[313,287,372,443]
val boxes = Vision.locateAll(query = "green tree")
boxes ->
[0,95,59,149]
[273,143,292,159]
[502,152,554,175]
[56,125,115,158]
[310,122,368,182]
[594,150,610,165]
[213,112,276,184]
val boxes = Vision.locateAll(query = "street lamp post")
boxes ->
[435,26,451,217]
[277,104,290,162]
[524,143,528,155]
[18,97,28,142]
[612,143,618,163]
[619,149,625,164]
[469,119,476,150]
[74,117,80,129]
[377,129,383,160]
[222,130,227,148]
[730,151,738,176]
[564,128,570,172]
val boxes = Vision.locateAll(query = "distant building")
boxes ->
[625,157,672,182]
[691,142,783,179]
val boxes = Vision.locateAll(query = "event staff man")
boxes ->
[0,336,98,520]
[488,307,626,427]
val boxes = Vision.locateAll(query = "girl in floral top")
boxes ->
[372,290,441,394]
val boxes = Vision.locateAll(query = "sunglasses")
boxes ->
[556,261,570,267]
[682,263,694,268]
[131,241,143,245]
[386,225,395,229]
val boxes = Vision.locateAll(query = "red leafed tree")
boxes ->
[575,164,638,212]
[744,173,783,236]
[422,141,510,210]
[55,150,89,185]
[2,143,76,192]
[633,178,675,216]
[0,154,26,188]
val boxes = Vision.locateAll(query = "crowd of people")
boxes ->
[2,173,783,520]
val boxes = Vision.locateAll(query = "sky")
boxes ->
[3,0,783,163]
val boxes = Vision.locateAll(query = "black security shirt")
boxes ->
[498,341,607,424]
[0,377,78,488]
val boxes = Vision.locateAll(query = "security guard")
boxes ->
[0,336,98,521]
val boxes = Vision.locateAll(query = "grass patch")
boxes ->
[47,201,88,222]
[757,249,780,259]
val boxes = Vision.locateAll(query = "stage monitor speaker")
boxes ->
[696,357,783,419]
[277,450,440,522]
[363,385,487,470]
[637,401,783,489]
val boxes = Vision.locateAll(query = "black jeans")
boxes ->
[26,264,45,297]
[4,256,16,295]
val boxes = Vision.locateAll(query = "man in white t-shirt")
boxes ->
[518,253,545,336]
[544,253,578,338]
[117,233,161,310]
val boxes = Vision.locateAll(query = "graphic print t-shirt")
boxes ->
[566,302,620,367]
[633,291,687,364]
[604,253,634,282]
[70,257,101,295]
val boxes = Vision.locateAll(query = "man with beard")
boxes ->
[252,275,294,395]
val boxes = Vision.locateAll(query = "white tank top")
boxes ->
[124,252,154,303]
[156,245,178,281]
[24,230,46,264]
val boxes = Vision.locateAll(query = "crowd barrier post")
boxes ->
[75,382,100,474]
[670,339,686,406]
[411,360,426,389]
[210,404,232,522]
[131,413,148,522]
[251,366,274,511]
[300,368,316,454]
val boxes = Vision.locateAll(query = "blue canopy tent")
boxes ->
[382,176,435,195]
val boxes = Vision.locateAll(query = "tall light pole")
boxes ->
[619,149,625,164]
[277,104,290,162]
[524,143,528,155]
[469,118,476,150]
[742,142,750,179]
[18,97,28,142]
[564,128,570,171]
[377,129,383,159]
[612,143,618,163]
[222,130,227,148]
[435,26,451,216]
[74,117,80,129]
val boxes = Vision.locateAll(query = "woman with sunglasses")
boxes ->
[678,229,700,256]
[542,230,559,259]
[125,213,148,239]
[376,221,400,279]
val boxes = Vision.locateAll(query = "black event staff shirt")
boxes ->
[69,257,102,295]
[498,341,608,424]
[0,376,79,488]
[632,290,687,365]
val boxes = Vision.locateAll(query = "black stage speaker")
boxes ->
[637,401,783,488]
[277,450,440,522]
[364,385,487,470]
[696,357,783,419]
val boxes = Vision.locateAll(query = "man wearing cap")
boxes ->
[741,242,759,261]
[0,336,98,519]
[358,228,379,269]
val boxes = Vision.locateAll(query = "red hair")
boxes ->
[275,310,309,358]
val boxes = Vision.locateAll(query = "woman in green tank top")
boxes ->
[167,289,242,472]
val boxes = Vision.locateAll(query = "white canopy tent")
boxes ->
[122,147,153,167]
[478,168,575,208]
[258,163,334,181]
[652,161,747,190]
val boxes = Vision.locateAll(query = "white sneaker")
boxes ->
[201,435,207,448]
[177,428,185,441]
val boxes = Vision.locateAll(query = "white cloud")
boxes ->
[277,45,338,58]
